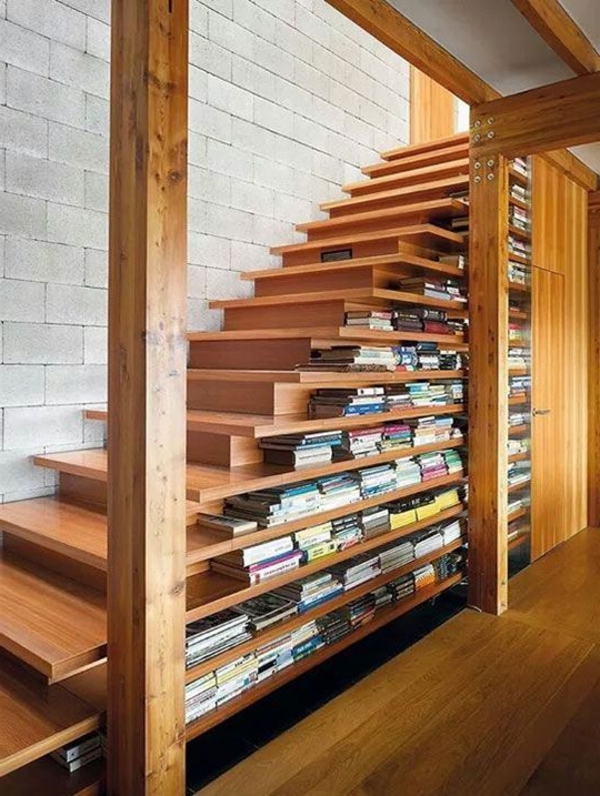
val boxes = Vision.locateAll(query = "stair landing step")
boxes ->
[321,175,469,214]
[342,157,469,197]
[188,326,466,346]
[0,652,101,778]
[380,132,469,161]
[187,367,465,385]
[1,755,104,795]
[362,143,469,178]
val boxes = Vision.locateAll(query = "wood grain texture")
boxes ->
[381,131,468,161]
[588,193,600,527]
[410,66,456,145]
[510,0,600,75]
[107,0,188,792]
[468,148,509,614]
[0,756,104,796]
[343,157,469,197]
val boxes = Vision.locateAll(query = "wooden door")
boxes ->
[531,266,565,559]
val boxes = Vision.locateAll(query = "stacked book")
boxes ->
[438,252,467,270]
[50,733,103,774]
[394,307,461,335]
[303,345,398,372]
[294,522,337,564]
[395,344,419,370]
[513,157,528,177]
[395,457,422,488]
[508,235,531,260]
[309,386,386,418]
[413,562,436,590]
[508,461,531,489]
[439,349,463,370]
[378,537,414,573]
[434,550,465,580]
[316,609,353,644]
[380,422,412,451]
[259,431,343,467]
[440,518,463,546]
[509,411,529,427]
[344,593,377,628]
[412,529,444,559]
[331,513,363,549]
[510,181,528,203]
[509,348,531,369]
[185,672,217,723]
[508,437,529,456]
[443,449,464,476]
[373,584,394,609]
[215,653,259,706]
[291,620,324,662]
[197,513,258,540]
[328,551,382,590]
[275,571,344,612]
[345,310,394,331]
[509,204,530,231]
[334,426,385,459]
[224,482,321,528]
[510,375,530,401]
[395,276,467,303]
[407,416,438,446]
[509,323,528,345]
[358,463,397,498]
[418,451,449,481]
[234,593,297,633]
[360,506,390,539]
[186,609,251,668]
[318,472,362,510]
[387,572,415,601]
[211,536,303,585]
[256,633,294,681]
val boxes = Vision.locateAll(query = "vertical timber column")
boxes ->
[108,1,188,794]
[589,192,600,527]
[468,124,509,614]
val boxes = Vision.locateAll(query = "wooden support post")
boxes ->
[410,66,456,145]
[107,1,188,794]
[589,193,600,528]
[468,135,509,614]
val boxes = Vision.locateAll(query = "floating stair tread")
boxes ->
[188,326,466,346]
[0,756,104,796]
[187,368,466,385]
[270,224,467,257]
[0,653,101,777]
[186,572,464,740]
[242,252,465,282]
[320,175,469,213]
[380,132,469,161]
[0,550,106,681]
[295,198,467,235]
[0,495,228,572]
[209,287,467,313]
[342,158,470,197]
[361,143,469,177]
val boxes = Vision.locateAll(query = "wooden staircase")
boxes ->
[0,131,470,790]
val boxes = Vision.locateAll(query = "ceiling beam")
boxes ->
[326,0,597,191]
[471,72,600,159]
[511,0,600,76]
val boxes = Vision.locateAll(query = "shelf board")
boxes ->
[362,142,468,177]
[508,253,531,266]
[508,224,531,241]
[509,167,528,186]
[509,395,529,406]
[185,571,463,740]
[509,424,530,436]
[508,479,531,494]
[509,196,530,212]
[344,158,469,199]
[0,550,106,682]
[185,529,465,683]
[509,308,528,320]
[379,132,469,162]
[0,756,105,796]
[241,251,464,283]
[508,532,530,552]
[508,280,530,294]
[508,452,530,464]
[187,368,466,386]
[185,471,466,620]
[0,652,101,778]
[508,507,528,523]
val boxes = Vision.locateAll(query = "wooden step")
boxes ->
[185,570,463,740]
[270,224,467,267]
[0,496,229,577]
[241,252,465,298]
[362,143,469,178]
[380,132,469,162]
[0,651,101,777]
[210,288,467,333]
[342,158,470,197]
[0,550,106,681]
[321,175,469,216]
[296,199,467,241]
[1,756,104,796]
[188,327,467,370]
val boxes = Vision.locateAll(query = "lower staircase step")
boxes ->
[0,652,101,777]
[0,551,106,682]
[0,756,104,796]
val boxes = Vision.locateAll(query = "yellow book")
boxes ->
[390,508,417,529]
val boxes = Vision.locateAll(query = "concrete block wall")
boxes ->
[0,0,410,502]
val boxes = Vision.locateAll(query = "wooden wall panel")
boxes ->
[589,193,600,527]
[410,66,456,145]
[531,157,589,549]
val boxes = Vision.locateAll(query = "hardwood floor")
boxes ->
[197,527,600,796]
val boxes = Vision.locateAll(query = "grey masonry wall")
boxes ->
[0,0,410,503]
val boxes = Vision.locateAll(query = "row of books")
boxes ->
[308,379,465,419]
[259,415,464,467]
[508,347,530,369]
[436,252,467,271]
[509,411,529,428]
[508,436,530,457]
[510,181,528,203]
[508,261,529,285]
[221,450,465,532]
[509,375,530,402]
[302,344,464,374]
[508,461,531,489]
[346,308,465,336]
[509,204,530,231]
[509,493,531,516]
[449,216,469,234]
[185,550,465,724]
[509,322,528,346]
[508,234,531,260]
[394,276,466,303]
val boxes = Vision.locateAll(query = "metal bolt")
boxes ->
[487,159,495,167]
[474,120,481,128]
[487,117,495,124]
[474,161,481,169]
[474,133,481,142]
[474,175,482,183]
[487,131,495,139]
[487,173,495,181]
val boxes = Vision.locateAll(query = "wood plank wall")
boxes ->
[410,67,456,144]
[588,193,600,527]
[531,157,589,544]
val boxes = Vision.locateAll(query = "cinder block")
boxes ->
[189,132,207,168]
[254,97,293,137]
[47,203,108,250]
[84,170,108,212]
[200,0,233,19]
[293,59,329,101]
[206,267,248,300]
[231,118,276,160]
[55,0,109,24]
[84,248,107,288]
[0,365,45,407]
[0,19,50,76]
[45,364,107,405]
[253,39,295,82]
[189,165,231,206]
[86,18,110,61]
[0,106,47,159]
[207,74,253,122]
[188,265,207,299]
[253,155,293,192]
[6,151,84,206]
[272,192,312,224]
[271,75,313,118]
[46,283,107,325]
[188,198,208,234]
[231,240,275,273]
[0,449,48,495]
[189,99,232,143]
[85,95,109,136]
[3,405,83,450]
[296,5,331,48]
[205,203,253,243]
[230,178,274,216]
[188,298,220,332]
[5,238,84,284]
[190,1,208,35]
[292,114,330,153]
[207,139,253,181]
[0,192,47,238]
[189,65,208,102]
[7,66,85,129]
[273,135,312,173]
[233,0,276,39]
[3,322,83,364]
[188,232,231,269]
[272,18,310,60]
[7,0,87,50]
[49,122,108,173]
[83,326,107,364]
[252,215,294,247]
[209,13,254,60]
[190,33,231,81]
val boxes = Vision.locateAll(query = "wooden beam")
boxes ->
[410,66,456,145]
[107,0,188,793]
[468,143,509,615]
[326,0,598,191]
[511,0,600,76]
[589,192,600,527]
[471,72,600,159]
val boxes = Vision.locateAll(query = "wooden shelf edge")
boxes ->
[0,755,105,796]
[185,571,463,740]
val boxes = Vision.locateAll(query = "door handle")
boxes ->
[532,409,551,416]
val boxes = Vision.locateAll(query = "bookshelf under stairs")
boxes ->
[0,131,474,791]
